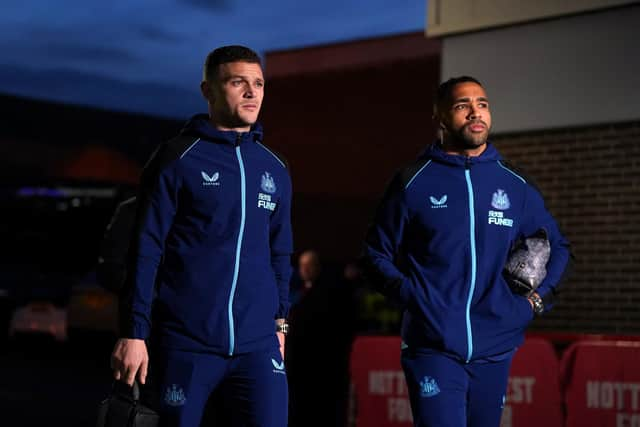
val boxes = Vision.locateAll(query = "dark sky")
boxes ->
[1,0,427,119]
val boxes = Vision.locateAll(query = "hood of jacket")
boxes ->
[420,142,502,167]
[180,113,264,145]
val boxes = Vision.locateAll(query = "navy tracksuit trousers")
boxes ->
[147,344,287,427]
[401,348,514,427]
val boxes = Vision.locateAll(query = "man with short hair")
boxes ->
[111,45,292,427]
[362,76,571,427]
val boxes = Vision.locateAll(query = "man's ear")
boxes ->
[200,81,214,102]
[432,108,445,130]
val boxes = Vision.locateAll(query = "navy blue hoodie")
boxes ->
[363,143,571,362]
[121,114,292,355]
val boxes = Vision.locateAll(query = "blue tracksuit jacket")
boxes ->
[363,143,571,362]
[121,114,293,356]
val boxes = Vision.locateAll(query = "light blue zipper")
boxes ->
[228,145,247,355]
[464,169,477,362]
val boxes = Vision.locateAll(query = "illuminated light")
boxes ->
[16,187,65,198]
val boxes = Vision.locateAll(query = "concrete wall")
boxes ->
[440,5,640,134]
[427,0,636,36]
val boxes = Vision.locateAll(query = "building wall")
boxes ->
[440,4,640,133]
[262,35,441,261]
[427,0,635,36]
[493,121,640,334]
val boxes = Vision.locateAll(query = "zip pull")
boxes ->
[235,133,242,146]
[465,156,472,169]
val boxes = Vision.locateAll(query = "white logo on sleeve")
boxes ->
[202,171,220,186]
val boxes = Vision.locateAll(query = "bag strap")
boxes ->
[132,381,141,402]
[112,380,142,402]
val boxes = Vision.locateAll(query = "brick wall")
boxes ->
[493,121,640,334]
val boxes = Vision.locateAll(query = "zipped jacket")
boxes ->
[363,143,571,361]
[121,114,293,355]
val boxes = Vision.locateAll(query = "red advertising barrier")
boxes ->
[350,335,640,427]
[500,338,563,427]
[561,341,640,427]
[350,336,564,427]
[350,336,412,427]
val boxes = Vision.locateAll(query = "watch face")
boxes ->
[529,295,543,315]
[533,300,544,314]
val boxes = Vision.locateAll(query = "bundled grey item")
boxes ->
[503,229,551,296]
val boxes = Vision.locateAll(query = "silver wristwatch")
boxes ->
[276,322,289,335]
[528,293,544,315]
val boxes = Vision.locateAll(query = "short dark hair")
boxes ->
[203,45,262,82]
[435,76,483,113]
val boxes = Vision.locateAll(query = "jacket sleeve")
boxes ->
[520,184,572,312]
[270,172,293,320]
[361,174,414,307]
[120,146,181,339]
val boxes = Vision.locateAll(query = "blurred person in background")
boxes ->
[287,250,356,427]
[288,249,321,308]
[110,45,293,427]
[362,76,571,427]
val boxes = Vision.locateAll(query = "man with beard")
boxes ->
[362,76,571,427]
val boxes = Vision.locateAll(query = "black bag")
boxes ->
[96,196,137,293]
[503,228,551,296]
[96,381,159,427]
